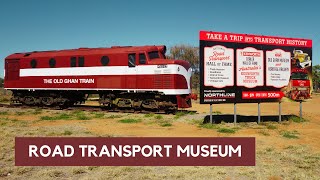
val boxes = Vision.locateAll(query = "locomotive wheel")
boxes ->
[41,97,54,106]
[23,96,36,105]
[142,99,158,110]
[58,100,70,109]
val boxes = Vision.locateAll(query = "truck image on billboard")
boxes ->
[199,31,312,104]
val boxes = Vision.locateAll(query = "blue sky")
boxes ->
[0,0,319,77]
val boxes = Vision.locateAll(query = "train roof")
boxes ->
[5,45,166,59]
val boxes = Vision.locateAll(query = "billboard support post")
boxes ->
[279,102,282,122]
[258,102,261,124]
[300,101,303,122]
[234,103,237,125]
[210,104,213,124]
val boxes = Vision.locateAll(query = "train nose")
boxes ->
[173,60,191,70]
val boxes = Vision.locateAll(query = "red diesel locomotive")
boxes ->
[4,45,196,112]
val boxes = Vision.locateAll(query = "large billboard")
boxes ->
[200,31,312,104]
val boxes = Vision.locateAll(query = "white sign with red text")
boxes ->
[266,49,291,88]
[236,47,264,88]
[204,45,234,88]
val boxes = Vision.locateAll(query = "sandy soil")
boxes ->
[21,95,320,155]
[1,94,320,179]
[74,96,320,152]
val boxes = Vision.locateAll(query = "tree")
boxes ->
[167,45,200,91]
[312,65,320,92]
[168,45,199,71]
[0,77,3,88]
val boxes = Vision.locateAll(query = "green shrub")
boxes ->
[289,116,306,123]
[217,128,236,134]
[174,111,197,119]
[63,130,73,135]
[93,113,105,119]
[40,116,56,120]
[106,115,123,119]
[40,113,72,120]
[118,118,141,123]
[15,111,26,115]
[188,111,197,115]
[199,123,218,129]
[56,113,72,120]
[154,115,163,120]
[266,124,277,130]
[0,111,9,115]
[160,122,172,127]
[174,111,188,119]
[77,115,92,120]
[258,130,270,136]
[281,130,299,139]
[32,108,43,115]
[144,113,154,118]
[72,110,84,115]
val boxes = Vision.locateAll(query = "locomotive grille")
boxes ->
[163,69,173,88]
[154,70,162,89]
[154,70,173,89]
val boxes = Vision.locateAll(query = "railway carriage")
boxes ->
[4,45,196,112]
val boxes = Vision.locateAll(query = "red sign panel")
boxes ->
[15,137,255,166]
[200,30,312,104]
[200,31,312,47]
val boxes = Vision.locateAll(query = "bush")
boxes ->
[40,113,72,120]
[63,130,73,135]
[32,108,43,115]
[106,115,123,119]
[258,130,270,136]
[118,118,141,123]
[77,115,91,120]
[281,130,299,139]
[160,122,172,127]
[93,113,105,119]
[199,123,218,129]
[144,113,154,118]
[15,111,26,116]
[217,128,236,134]
[289,116,306,123]
[174,111,188,119]
[266,124,277,130]
[0,111,9,115]
[154,115,163,120]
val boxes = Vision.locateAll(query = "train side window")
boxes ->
[101,56,110,66]
[139,53,146,64]
[49,58,56,68]
[128,54,136,67]
[30,59,37,68]
[78,57,85,67]
[148,51,160,59]
[70,57,77,67]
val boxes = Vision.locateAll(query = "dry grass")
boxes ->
[0,106,319,179]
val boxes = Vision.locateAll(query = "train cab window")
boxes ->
[139,53,146,64]
[101,56,110,66]
[148,51,160,59]
[30,59,37,68]
[78,57,85,67]
[70,57,77,67]
[128,54,136,67]
[49,58,56,68]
